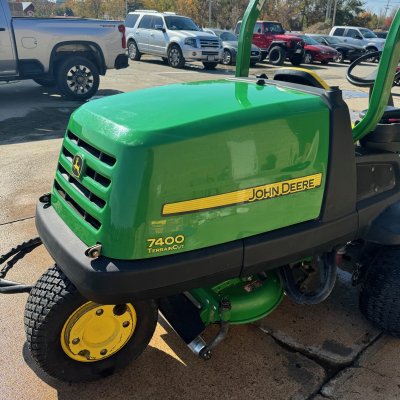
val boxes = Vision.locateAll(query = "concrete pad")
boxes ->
[0,219,325,400]
[0,139,61,224]
[257,270,380,365]
[320,336,400,400]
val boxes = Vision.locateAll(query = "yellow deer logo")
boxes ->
[72,155,83,178]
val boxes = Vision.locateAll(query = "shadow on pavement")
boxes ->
[0,89,124,145]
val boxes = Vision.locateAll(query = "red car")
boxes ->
[300,35,338,65]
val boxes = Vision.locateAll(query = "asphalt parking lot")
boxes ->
[1,57,400,400]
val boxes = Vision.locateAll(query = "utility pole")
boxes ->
[209,0,212,27]
[381,0,391,29]
[331,0,338,27]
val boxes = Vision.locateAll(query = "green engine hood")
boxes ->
[52,79,330,260]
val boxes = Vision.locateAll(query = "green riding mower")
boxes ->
[2,0,400,382]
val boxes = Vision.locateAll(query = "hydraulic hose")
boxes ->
[279,252,337,305]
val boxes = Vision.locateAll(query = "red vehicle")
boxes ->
[234,20,304,66]
[300,35,338,65]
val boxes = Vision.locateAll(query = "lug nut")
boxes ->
[122,321,130,328]
[100,349,108,356]
[72,338,80,345]
[96,309,104,316]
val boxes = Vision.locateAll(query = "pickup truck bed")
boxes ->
[0,0,128,99]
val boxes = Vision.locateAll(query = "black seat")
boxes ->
[360,106,400,152]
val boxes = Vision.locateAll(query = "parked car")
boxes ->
[298,35,338,64]
[329,26,385,58]
[125,11,222,70]
[0,0,128,100]
[374,31,388,39]
[308,34,366,63]
[204,28,261,66]
[234,20,304,66]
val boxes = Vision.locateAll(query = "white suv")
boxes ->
[125,10,223,69]
[329,26,385,54]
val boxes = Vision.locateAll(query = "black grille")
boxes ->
[199,38,220,48]
[202,51,219,56]
[54,180,101,230]
[58,164,106,208]
[67,130,116,166]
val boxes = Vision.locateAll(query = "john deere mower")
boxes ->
[2,0,400,382]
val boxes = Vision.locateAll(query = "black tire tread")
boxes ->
[25,266,83,370]
[359,248,400,337]
[24,265,158,382]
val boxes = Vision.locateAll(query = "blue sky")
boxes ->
[364,0,400,15]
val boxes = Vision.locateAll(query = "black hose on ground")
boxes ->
[279,252,337,305]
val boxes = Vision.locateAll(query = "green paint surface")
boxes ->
[52,79,329,260]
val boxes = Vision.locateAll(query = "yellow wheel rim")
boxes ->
[61,302,137,362]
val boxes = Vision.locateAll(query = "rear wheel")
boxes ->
[268,46,285,66]
[304,51,313,64]
[334,50,345,63]
[25,265,158,382]
[128,40,141,61]
[168,44,185,69]
[56,56,99,100]
[359,247,400,337]
[203,62,218,70]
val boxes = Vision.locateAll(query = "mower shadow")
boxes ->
[22,315,319,400]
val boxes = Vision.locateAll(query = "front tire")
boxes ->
[56,56,100,100]
[359,247,400,337]
[24,265,158,382]
[222,49,233,65]
[334,50,345,63]
[268,46,285,66]
[168,44,185,69]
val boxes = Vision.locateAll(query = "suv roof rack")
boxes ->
[163,12,176,15]
[134,9,158,13]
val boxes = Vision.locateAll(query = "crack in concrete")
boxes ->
[0,216,35,227]
[257,324,384,400]
[314,333,384,399]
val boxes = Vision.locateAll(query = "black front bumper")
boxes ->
[36,202,243,304]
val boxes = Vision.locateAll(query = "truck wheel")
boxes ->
[168,44,185,69]
[24,265,158,382]
[304,52,313,64]
[290,54,303,66]
[359,247,400,337]
[128,40,141,61]
[222,49,233,65]
[56,56,100,101]
[203,62,218,70]
[334,50,345,63]
[33,76,56,87]
[268,46,285,66]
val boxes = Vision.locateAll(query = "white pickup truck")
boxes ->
[0,0,128,99]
